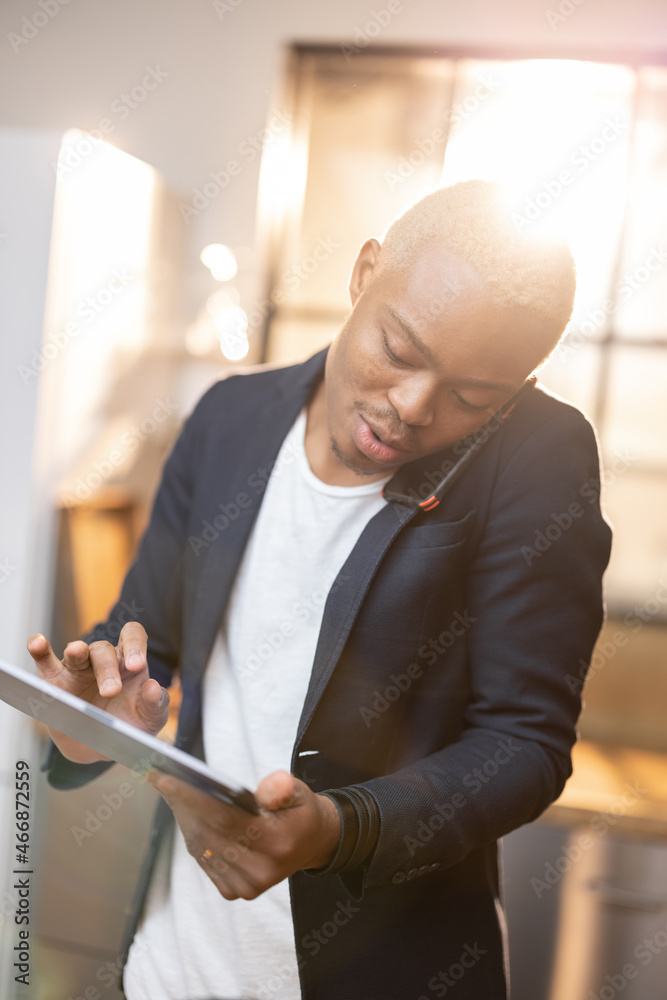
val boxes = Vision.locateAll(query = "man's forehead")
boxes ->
[380,250,493,329]
[391,242,486,291]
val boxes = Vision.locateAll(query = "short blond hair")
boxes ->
[378,179,576,348]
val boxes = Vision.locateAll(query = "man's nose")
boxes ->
[387,374,437,429]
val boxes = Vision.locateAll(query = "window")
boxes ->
[257,46,667,617]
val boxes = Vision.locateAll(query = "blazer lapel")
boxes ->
[293,498,417,750]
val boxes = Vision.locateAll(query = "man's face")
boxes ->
[323,239,552,479]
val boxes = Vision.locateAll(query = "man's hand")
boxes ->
[147,768,342,900]
[26,622,170,764]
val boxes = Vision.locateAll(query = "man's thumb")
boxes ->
[255,770,299,811]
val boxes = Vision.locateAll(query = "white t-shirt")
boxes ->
[123,404,392,1000]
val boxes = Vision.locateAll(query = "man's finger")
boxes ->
[199,851,264,901]
[62,639,91,672]
[27,633,63,682]
[147,772,244,829]
[198,860,246,901]
[87,640,123,698]
[137,679,170,733]
[117,621,148,672]
[147,771,214,810]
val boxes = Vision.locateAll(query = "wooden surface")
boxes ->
[543,739,667,839]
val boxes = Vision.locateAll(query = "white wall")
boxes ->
[0,126,63,668]
[0,125,64,999]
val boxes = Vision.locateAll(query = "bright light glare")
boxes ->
[256,117,308,236]
[49,130,155,471]
[206,288,240,314]
[200,243,238,281]
[185,313,217,356]
[441,59,636,336]
[211,305,249,360]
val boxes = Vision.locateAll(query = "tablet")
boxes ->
[0,658,258,814]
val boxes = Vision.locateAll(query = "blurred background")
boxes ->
[1,1,667,997]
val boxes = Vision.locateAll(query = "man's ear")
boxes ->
[349,238,382,306]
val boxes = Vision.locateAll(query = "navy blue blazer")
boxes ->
[45,344,612,999]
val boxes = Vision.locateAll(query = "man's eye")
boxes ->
[382,330,409,366]
[452,391,491,412]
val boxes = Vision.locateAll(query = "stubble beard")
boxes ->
[329,430,385,478]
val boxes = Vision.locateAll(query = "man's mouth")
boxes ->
[352,413,406,463]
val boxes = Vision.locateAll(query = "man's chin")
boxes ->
[330,435,391,478]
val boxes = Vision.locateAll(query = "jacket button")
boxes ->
[418,865,430,875]
[406,868,418,880]
[391,872,406,884]
[430,862,441,870]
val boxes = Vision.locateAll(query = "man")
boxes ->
[29,179,612,999]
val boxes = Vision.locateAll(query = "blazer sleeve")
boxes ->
[349,407,613,896]
[42,379,226,790]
